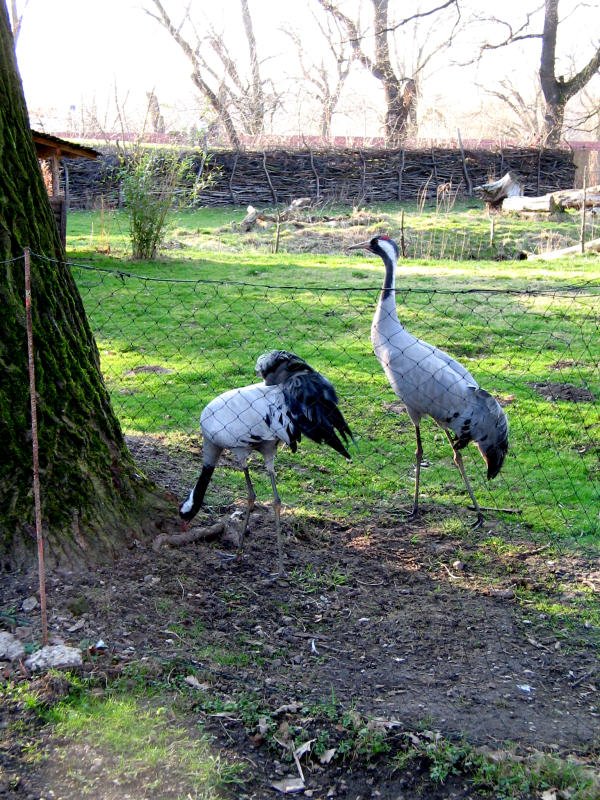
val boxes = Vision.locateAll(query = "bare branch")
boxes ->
[146,0,241,147]
[9,0,30,45]
[383,0,460,33]
[317,0,374,73]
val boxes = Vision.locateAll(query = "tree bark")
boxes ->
[0,1,167,569]
[318,0,418,146]
[539,0,600,145]
[240,0,264,136]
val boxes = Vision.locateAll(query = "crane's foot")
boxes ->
[261,569,288,584]
[215,550,242,564]
[470,513,485,530]
[405,507,421,523]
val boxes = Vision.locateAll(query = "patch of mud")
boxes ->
[2,434,598,799]
[528,381,595,403]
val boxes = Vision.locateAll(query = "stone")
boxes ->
[25,644,82,672]
[0,632,25,661]
[21,596,38,612]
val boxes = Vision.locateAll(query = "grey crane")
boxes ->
[348,235,508,527]
[180,350,352,574]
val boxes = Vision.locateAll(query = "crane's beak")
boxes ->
[346,240,374,252]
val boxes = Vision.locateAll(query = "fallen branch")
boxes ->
[503,194,558,213]
[152,521,226,551]
[552,184,600,210]
[468,505,522,515]
[527,236,600,260]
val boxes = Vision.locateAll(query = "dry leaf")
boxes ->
[271,777,305,794]
[319,748,336,764]
[294,739,315,759]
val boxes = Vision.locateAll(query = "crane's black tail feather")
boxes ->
[283,370,353,460]
[473,389,509,480]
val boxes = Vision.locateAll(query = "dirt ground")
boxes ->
[1,437,598,800]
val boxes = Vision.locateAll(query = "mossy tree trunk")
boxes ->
[0,1,168,570]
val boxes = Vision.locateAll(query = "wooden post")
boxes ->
[273,210,281,254]
[308,148,320,199]
[580,167,587,254]
[457,129,472,196]
[228,151,239,204]
[400,209,407,258]
[359,150,367,200]
[24,248,48,646]
[397,149,405,201]
[262,151,278,204]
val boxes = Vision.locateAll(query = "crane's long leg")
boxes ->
[444,430,484,529]
[266,466,284,576]
[237,467,257,557]
[408,425,423,520]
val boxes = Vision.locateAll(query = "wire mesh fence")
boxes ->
[38,252,596,542]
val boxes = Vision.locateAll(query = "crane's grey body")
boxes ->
[372,289,506,454]
[196,382,292,469]
[180,350,352,574]
[351,235,508,525]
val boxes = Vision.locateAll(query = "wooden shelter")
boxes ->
[32,131,100,247]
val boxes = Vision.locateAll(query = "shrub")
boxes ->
[119,149,209,260]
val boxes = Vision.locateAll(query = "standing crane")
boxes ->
[348,235,508,527]
[180,350,352,574]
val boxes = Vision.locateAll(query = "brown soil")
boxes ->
[528,380,596,403]
[1,437,598,800]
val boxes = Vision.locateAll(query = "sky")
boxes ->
[16,1,311,126]
[13,0,600,140]
[17,1,194,126]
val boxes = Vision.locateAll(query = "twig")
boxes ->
[570,670,594,688]
[467,505,522,515]
[580,166,587,255]
[441,563,462,580]
[24,248,48,646]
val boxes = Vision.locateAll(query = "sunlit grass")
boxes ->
[65,205,600,545]
[45,691,243,798]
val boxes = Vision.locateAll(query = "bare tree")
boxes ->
[568,85,600,139]
[318,0,461,145]
[147,0,278,147]
[481,75,546,142]
[283,9,354,139]
[147,0,240,147]
[146,90,166,135]
[0,0,167,568]
[540,0,600,143]
[473,0,600,145]
[8,0,28,45]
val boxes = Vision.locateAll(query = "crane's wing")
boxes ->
[201,384,286,448]
[423,341,477,386]
[282,371,353,459]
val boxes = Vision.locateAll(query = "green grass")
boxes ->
[393,733,599,799]
[5,665,597,800]
[63,203,600,545]
[1,674,244,799]
[188,679,599,799]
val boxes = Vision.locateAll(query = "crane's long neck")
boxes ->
[374,250,402,330]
